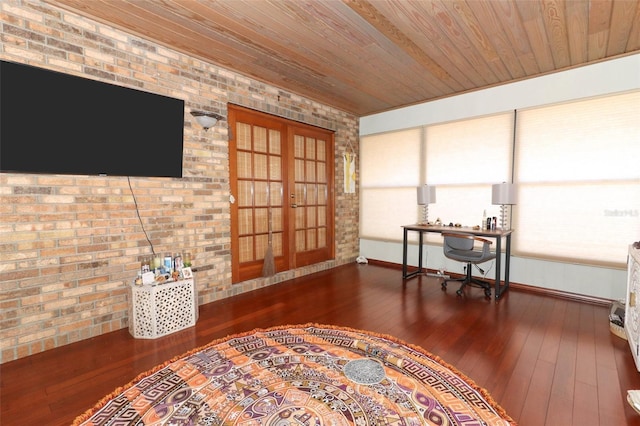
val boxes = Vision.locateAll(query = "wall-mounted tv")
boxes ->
[0,60,185,178]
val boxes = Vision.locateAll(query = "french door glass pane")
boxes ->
[272,232,282,257]
[239,209,252,235]
[306,138,316,159]
[269,129,281,154]
[307,184,317,204]
[236,123,251,150]
[269,182,283,208]
[296,230,305,251]
[237,181,252,207]
[295,136,304,157]
[295,159,304,181]
[254,154,267,179]
[254,208,268,234]
[318,184,327,204]
[254,181,268,206]
[256,234,268,258]
[318,228,326,247]
[271,207,283,233]
[295,207,305,229]
[307,206,317,227]
[237,152,251,178]
[317,139,326,161]
[239,236,253,263]
[307,229,316,249]
[306,160,316,181]
[253,126,267,152]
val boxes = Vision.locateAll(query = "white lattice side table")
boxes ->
[128,278,198,339]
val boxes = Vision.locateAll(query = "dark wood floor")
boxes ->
[2,263,640,425]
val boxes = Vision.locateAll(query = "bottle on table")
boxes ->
[164,253,173,272]
[174,253,183,270]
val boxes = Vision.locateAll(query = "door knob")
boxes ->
[291,203,298,208]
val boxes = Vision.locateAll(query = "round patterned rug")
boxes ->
[73,324,514,425]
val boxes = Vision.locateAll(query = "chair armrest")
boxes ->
[442,232,494,258]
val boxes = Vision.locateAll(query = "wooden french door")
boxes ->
[229,105,334,283]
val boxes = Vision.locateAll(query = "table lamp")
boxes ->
[416,185,436,224]
[492,182,517,230]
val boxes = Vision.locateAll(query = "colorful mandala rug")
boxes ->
[73,324,515,425]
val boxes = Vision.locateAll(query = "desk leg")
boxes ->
[417,231,424,272]
[402,228,409,278]
[494,237,502,300]
[494,235,511,300]
[402,229,424,279]
[503,235,512,297]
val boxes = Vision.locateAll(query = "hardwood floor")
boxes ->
[2,263,639,425]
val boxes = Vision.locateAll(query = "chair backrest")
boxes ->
[442,232,495,263]
[443,233,474,251]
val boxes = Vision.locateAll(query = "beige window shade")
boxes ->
[514,91,640,267]
[426,113,513,185]
[361,187,420,241]
[426,113,513,236]
[360,128,421,187]
[360,129,421,241]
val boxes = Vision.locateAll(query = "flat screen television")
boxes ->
[0,60,185,178]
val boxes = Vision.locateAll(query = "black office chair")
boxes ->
[441,232,496,298]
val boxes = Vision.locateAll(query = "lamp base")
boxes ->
[499,204,511,230]
[421,204,429,225]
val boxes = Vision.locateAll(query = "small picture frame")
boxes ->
[181,267,193,279]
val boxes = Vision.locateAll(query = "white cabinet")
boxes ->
[128,278,198,339]
[626,245,640,372]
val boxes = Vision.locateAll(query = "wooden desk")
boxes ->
[402,224,513,300]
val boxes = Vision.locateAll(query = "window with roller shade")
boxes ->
[360,128,422,242]
[424,112,513,243]
[360,91,639,267]
[514,91,640,267]
[360,113,513,243]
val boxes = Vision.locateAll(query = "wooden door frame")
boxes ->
[286,123,336,268]
[228,104,335,283]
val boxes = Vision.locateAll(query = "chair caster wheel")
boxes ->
[441,282,447,290]
[456,289,463,296]
[484,290,491,298]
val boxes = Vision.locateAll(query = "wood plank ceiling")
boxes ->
[47,0,640,116]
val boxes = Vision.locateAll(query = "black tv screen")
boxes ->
[0,60,184,177]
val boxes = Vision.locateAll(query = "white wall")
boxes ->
[359,54,640,301]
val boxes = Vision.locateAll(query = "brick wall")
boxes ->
[0,0,360,363]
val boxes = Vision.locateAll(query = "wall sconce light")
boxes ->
[190,110,225,131]
[492,182,518,230]
[416,185,436,225]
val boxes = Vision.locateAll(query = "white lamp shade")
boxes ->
[417,185,436,205]
[492,182,517,205]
